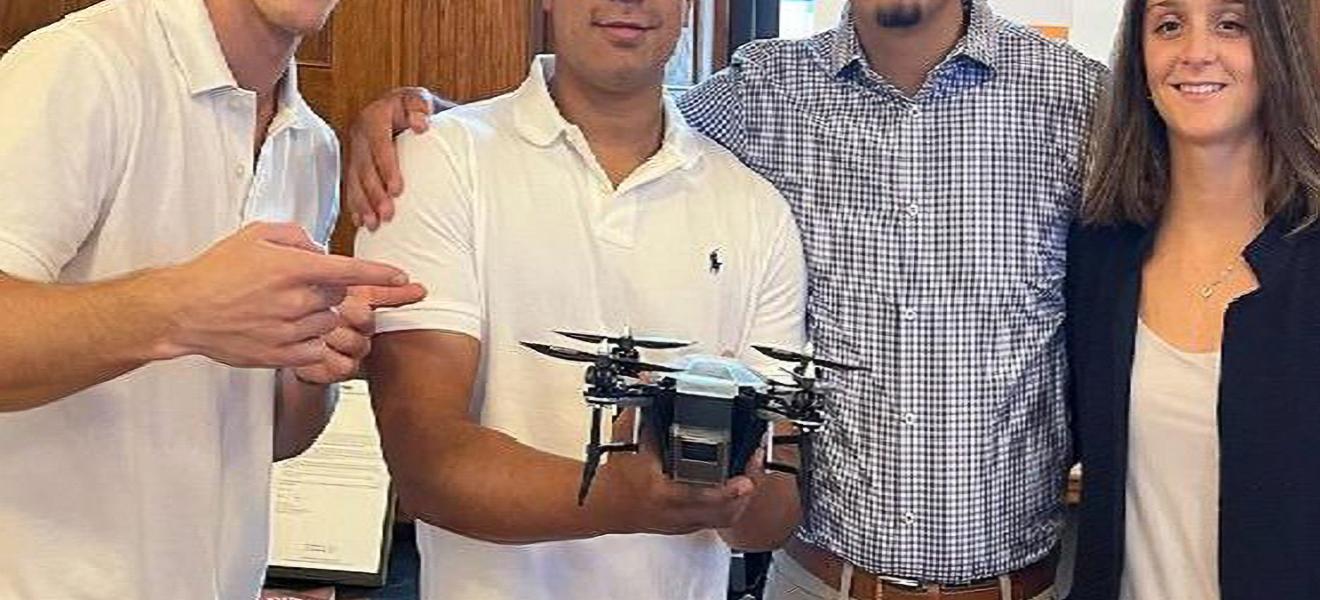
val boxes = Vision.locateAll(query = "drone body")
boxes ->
[521,331,867,507]
[648,356,770,487]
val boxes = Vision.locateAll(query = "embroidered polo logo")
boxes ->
[709,249,722,275]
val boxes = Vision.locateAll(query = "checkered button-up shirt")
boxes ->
[679,0,1106,582]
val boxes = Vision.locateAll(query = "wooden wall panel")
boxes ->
[326,0,538,253]
[0,0,102,53]
[400,0,540,102]
[296,27,333,68]
[1,0,65,52]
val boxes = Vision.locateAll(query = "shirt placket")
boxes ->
[220,91,252,217]
[893,93,926,548]
[247,112,298,224]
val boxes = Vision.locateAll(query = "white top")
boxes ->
[1120,320,1222,600]
[355,55,807,600]
[0,0,339,597]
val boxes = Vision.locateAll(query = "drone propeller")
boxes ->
[777,368,841,393]
[521,342,600,364]
[555,330,695,350]
[766,381,803,395]
[613,359,682,374]
[521,342,681,374]
[751,345,867,372]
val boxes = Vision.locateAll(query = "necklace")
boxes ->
[1196,260,1240,300]
[1187,221,1265,301]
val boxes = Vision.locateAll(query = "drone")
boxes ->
[521,330,867,509]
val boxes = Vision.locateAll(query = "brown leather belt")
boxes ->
[783,537,1057,600]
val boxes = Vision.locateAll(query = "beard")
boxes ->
[875,5,924,28]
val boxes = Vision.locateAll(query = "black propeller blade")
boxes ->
[555,330,694,350]
[523,342,680,374]
[520,342,601,364]
[751,345,867,372]
[613,358,683,374]
[777,368,840,393]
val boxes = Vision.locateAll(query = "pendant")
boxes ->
[1199,285,1215,299]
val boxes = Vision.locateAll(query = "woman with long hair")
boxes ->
[1067,0,1320,598]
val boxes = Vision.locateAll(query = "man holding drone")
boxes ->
[354,0,807,598]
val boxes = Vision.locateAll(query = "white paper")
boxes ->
[268,380,391,574]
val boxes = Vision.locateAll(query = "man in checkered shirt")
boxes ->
[674,1,1105,597]
[348,0,1106,597]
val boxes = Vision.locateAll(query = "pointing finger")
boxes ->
[349,283,428,309]
[296,254,410,288]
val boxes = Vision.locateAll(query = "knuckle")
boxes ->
[317,312,342,335]
[279,294,310,319]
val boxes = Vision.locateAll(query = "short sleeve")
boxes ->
[738,188,808,375]
[0,28,121,282]
[354,123,483,339]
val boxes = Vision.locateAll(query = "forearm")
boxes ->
[273,369,335,460]
[382,415,626,545]
[0,271,181,411]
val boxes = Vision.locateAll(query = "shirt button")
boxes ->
[902,308,918,321]
[234,164,247,179]
[901,412,917,426]
[902,511,916,525]
[909,106,921,118]
[905,202,920,217]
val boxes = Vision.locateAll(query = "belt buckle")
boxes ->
[877,575,927,594]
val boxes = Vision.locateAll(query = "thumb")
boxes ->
[350,283,428,309]
[722,475,756,500]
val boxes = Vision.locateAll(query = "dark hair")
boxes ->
[1082,0,1320,228]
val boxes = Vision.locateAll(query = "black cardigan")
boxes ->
[1065,217,1320,600]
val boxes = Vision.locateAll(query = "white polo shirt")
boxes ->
[356,56,806,600]
[0,0,339,598]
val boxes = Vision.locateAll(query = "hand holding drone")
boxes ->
[521,330,867,509]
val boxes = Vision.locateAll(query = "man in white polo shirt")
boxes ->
[0,0,423,598]
[356,0,806,598]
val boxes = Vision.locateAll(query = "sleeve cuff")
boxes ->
[374,305,483,340]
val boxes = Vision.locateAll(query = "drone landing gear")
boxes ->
[578,405,641,506]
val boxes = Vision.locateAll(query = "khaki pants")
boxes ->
[763,550,1058,600]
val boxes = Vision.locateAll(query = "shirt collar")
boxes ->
[512,55,702,169]
[828,0,999,77]
[153,0,313,130]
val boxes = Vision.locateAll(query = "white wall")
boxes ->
[1068,0,1125,65]
[805,0,1124,66]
